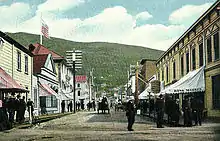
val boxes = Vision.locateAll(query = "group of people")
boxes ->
[0,95,34,130]
[125,94,204,131]
[61,100,96,113]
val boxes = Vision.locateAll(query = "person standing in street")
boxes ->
[183,96,192,127]
[155,94,165,128]
[61,100,65,113]
[27,99,34,118]
[19,96,26,123]
[126,99,135,131]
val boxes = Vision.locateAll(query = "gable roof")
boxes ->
[33,54,48,74]
[0,31,33,56]
[31,43,64,60]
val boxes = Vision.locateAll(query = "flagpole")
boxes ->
[40,13,43,45]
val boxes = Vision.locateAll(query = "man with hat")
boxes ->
[155,94,165,128]
[126,99,135,131]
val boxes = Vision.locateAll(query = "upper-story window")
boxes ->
[207,36,212,63]
[186,52,189,73]
[199,43,203,67]
[17,51,21,71]
[25,55,28,74]
[180,55,184,76]
[166,65,169,83]
[192,48,196,70]
[161,68,164,82]
[173,61,176,80]
[77,83,80,88]
[78,91,80,96]
[214,32,219,60]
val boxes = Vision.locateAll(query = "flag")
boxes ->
[41,21,49,39]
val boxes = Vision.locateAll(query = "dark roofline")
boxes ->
[156,0,220,64]
[0,31,33,56]
[140,58,157,65]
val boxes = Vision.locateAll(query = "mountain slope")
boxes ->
[7,32,164,89]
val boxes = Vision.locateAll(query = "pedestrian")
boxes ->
[126,99,135,131]
[195,97,204,126]
[19,96,26,123]
[27,98,34,118]
[92,100,96,111]
[8,95,16,124]
[68,101,73,112]
[61,100,65,113]
[171,99,181,127]
[15,95,21,123]
[155,94,165,128]
[182,96,192,127]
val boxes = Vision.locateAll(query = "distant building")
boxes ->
[75,75,89,106]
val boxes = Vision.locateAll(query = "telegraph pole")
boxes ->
[135,61,139,105]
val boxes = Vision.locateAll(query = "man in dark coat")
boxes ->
[182,96,192,127]
[155,94,165,128]
[61,100,65,113]
[19,96,26,123]
[126,99,135,131]
[27,99,34,118]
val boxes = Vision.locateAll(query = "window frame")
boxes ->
[17,51,21,71]
[25,55,28,74]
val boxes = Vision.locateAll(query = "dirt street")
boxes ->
[0,110,220,141]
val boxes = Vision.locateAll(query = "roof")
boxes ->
[75,75,87,82]
[31,43,64,60]
[156,0,220,64]
[0,31,33,56]
[33,54,48,74]
[140,58,157,65]
[0,67,28,92]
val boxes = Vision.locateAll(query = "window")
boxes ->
[173,61,176,79]
[77,83,80,87]
[192,48,196,70]
[181,56,184,76]
[161,68,164,81]
[212,74,220,109]
[17,51,21,71]
[46,96,52,107]
[199,43,203,66]
[166,66,168,83]
[51,95,57,107]
[214,32,219,60]
[186,52,189,73]
[25,56,28,73]
[207,37,212,63]
[78,91,80,96]
[34,88,37,108]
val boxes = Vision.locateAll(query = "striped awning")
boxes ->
[39,83,58,97]
[0,67,28,92]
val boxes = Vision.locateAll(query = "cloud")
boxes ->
[169,3,213,27]
[135,11,153,21]
[37,0,85,13]
[0,2,213,51]
[0,3,31,31]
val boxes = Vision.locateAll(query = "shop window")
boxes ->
[214,32,219,60]
[212,74,220,109]
[25,56,28,74]
[51,95,57,107]
[17,51,21,71]
[186,52,189,73]
[192,48,196,70]
[207,37,212,63]
[199,43,203,66]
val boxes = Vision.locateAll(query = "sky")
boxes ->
[0,0,217,51]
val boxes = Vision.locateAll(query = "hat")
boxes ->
[159,94,163,98]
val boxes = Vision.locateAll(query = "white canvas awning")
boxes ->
[138,86,154,99]
[162,66,205,94]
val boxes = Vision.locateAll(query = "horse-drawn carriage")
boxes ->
[97,97,110,114]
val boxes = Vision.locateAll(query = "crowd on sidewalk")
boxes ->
[0,95,34,131]
[138,94,204,128]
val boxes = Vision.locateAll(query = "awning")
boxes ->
[162,66,205,94]
[139,86,154,99]
[39,84,58,98]
[0,67,28,92]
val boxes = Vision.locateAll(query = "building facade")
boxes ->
[156,1,220,117]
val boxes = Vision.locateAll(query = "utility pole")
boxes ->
[135,61,139,105]
[72,53,76,113]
